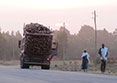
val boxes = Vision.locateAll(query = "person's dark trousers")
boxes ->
[101,60,106,73]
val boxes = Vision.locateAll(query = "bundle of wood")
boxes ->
[23,23,52,35]
[24,23,53,55]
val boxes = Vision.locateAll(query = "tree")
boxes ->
[0,30,22,60]
[54,26,69,60]
[113,28,117,35]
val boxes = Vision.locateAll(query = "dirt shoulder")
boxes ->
[0,60,20,66]
[50,60,117,76]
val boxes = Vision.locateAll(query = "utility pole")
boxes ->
[93,10,97,56]
[63,22,65,60]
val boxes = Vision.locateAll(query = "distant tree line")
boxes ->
[0,25,117,61]
[54,25,117,60]
[0,29,22,60]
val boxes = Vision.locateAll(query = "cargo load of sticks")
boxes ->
[23,23,53,55]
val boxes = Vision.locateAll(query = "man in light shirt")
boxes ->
[98,44,108,73]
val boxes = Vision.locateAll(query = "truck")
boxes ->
[18,23,58,69]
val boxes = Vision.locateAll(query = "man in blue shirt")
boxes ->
[98,44,108,73]
[81,49,90,72]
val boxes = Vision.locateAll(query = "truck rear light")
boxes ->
[47,58,50,61]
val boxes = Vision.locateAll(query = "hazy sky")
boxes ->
[0,0,117,34]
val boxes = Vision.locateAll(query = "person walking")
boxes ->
[98,44,108,73]
[81,49,90,72]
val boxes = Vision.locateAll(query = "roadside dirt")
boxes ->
[50,59,117,75]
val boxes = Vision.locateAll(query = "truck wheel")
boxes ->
[25,65,30,69]
[41,65,50,70]
[41,65,45,69]
[46,65,50,70]
[21,62,29,69]
[21,61,25,68]
[20,58,29,69]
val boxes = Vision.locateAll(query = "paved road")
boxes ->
[0,66,117,83]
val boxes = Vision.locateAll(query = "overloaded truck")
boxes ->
[18,23,58,69]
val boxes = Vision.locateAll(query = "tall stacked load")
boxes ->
[23,23,53,55]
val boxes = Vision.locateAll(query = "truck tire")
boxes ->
[21,62,29,69]
[41,65,50,70]
[20,58,29,69]
[46,65,50,70]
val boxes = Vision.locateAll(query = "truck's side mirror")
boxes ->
[52,42,58,56]
[18,40,21,48]
[52,42,56,50]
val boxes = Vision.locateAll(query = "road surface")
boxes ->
[0,66,117,83]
